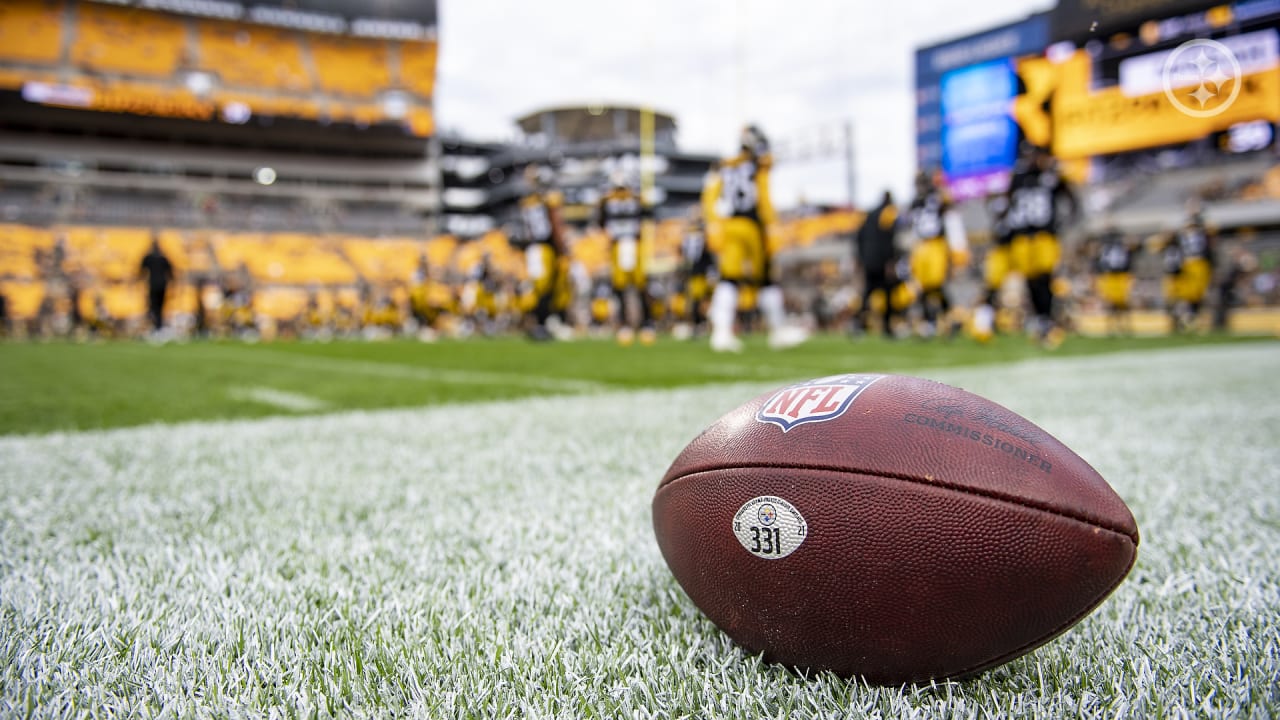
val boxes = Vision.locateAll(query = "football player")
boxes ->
[701,124,807,352]
[1005,143,1078,347]
[1164,211,1216,332]
[974,192,1015,342]
[854,190,899,337]
[596,170,655,345]
[1093,228,1134,336]
[675,205,715,338]
[515,165,570,341]
[905,170,958,338]
[460,252,502,337]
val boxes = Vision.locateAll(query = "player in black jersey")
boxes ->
[1162,211,1216,332]
[702,124,807,352]
[514,165,570,341]
[675,206,715,338]
[974,193,1014,343]
[906,170,959,338]
[1005,144,1077,346]
[596,171,655,345]
[1093,228,1134,336]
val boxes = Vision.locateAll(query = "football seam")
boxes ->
[660,462,1140,544]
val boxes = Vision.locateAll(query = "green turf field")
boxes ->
[0,332,1267,435]
[0,339,1277,718]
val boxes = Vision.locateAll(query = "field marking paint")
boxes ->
[193,345,609,393]
[228,386,329,412]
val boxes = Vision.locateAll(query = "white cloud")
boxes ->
[435,0,1050,208]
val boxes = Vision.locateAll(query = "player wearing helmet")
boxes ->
[596,170,655,345]
[701,124,807,352]
[514,164,570,341]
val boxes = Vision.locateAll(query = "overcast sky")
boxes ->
[433,0,1050,210]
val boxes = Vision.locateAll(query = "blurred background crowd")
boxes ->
[0,0,1277,345]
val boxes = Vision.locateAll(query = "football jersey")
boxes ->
[681,225,713,275]
[988,195,1014,247]
[597,188,648,242]
[711,152,773,224]
[909,190,948,241]
[1006,167,1067,235]
[1161,241,1185,275]
[1096,236,1131,274]
[470,259,500,293]
[1177,225,1210,261]
[518,192,562,247]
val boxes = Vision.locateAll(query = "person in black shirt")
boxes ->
[855,190,898,336]
[1006,144,1077,347]
[139,233,174,333]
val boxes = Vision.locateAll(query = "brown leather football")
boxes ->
[652,373,1139,685]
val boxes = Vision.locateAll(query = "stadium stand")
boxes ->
[0,280,45,320]
[398,40,437,98]
[211,232,357,285]
[1084,157,1280,234]
[195,19,311,92]
[570,231,610,276]
[311,35,392,98]
[253,286,310,321]
[341,237,428,283]
[72,3,186,77]
[59,226,155,282]
[0,224,54,280]
[0,0,65,65]
[422,235,458,270]
[93,281,146,320]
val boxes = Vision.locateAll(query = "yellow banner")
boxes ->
[90,83,215,121]
[1017,50,1280,160]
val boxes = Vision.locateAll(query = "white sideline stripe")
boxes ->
[228,386,329,412]
[198,346,609,393]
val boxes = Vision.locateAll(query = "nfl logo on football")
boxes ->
[756,374,883,432]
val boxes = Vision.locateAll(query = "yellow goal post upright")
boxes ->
[639,105,656,276]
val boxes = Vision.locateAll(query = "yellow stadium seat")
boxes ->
[197,20,311,92]
[62,226,155,282]
[0,225,55,280]
[75,285,145,325]
[72,3,185,77]
[212,232,357,285]
[0,0,65,65]
[214,91,321,121]
[342,238,428,283]
[570,231,610,276]
[423,236,457,270]
[0,281,46,320]
[398,40,436,97]
[311,35,391,98]
[254,287,309,320]
[100,282,146,319]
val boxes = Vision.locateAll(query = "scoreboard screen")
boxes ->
[939,59,1020,193]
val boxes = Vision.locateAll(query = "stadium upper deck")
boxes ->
[0,0,436,136]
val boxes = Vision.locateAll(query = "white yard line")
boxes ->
[228,386,329,412]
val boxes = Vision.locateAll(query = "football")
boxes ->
[652,373,1139,685]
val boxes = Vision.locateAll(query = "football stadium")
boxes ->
[1,0,1278,717]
